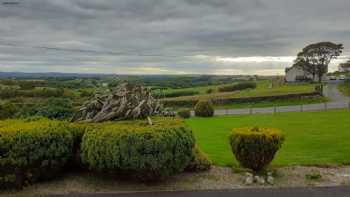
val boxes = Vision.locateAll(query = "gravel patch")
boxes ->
[2,166,350,197]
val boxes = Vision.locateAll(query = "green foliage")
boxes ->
[185,146,212,172]
[81,118,195,180]
[153,90,199,98]
[194,100,214,117]
[0,119,74,189]
[229,127,285,172]
[305,170,322,180]
[218,82,257,92]
[206,88,214,94]
[15,98,74,120]
[0,103,18,120]
[177,109,191,119]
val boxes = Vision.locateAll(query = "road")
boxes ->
[213,81,350,116]
[52,186,350,197]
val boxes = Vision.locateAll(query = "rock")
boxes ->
[71,82,173,123]
[254,175,266,185]
[244,176,254,185]
[267,175,274,185]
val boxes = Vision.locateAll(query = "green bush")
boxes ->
[185,146,212,172]
[229,127,285,172]
[15,98,74,120]
[177,109,191,119]
[218,82,257,92]
[0,103,18,120]
[194,100,214,117]
[154,90,199,98]
[0,119,74,189]
[81,118,195,180]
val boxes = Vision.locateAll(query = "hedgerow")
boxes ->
[81,117,195,180]
[218,82,257,92]
[0,119,74,189]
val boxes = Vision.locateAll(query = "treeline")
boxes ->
[0,88,64,99]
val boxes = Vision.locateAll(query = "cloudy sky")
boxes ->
[0,0,349,75]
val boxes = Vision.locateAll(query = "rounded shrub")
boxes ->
[81,117,195,180]
[229,127,285,172]
[185,146,212,172]
[194,100,214,117]
[0,119,74,189]
[177,109,191,119]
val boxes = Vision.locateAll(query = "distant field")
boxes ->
[186,109,350,167]
[163,81,318,106]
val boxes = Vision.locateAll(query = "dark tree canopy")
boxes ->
[294,42,343,82]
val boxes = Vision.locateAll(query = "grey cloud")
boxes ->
[0,0,349,75]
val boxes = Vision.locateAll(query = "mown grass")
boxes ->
[186,109,350,167]
[164,81,317,102]
[214,96,327,109]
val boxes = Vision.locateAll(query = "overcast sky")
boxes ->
[0,0,349,75]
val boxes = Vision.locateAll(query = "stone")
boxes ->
[244,176,254,185]
[267,175,274,185]
[254,175,266,185]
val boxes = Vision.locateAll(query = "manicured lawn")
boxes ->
[186,109,350,167]
[164,81,317,102]
[215,96,327,109]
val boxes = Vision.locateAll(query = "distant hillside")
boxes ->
[0,72,115,79]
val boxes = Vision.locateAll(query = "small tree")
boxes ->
[294,42,343,82]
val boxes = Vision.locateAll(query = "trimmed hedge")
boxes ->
[185,146,212,172]
[177,109,191,119]
[194,100,214,117]
[81,118,195,180]
[218,82,257,92]
[229,127,285,172]
[153,90,199,98]
[0,119,74,189]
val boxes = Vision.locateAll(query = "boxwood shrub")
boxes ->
[185,145,212,172]
[177,109,191,119]
[194,100,214,117]
[81,117,195,180]
[229,127,285,172]
[0,119,74,189]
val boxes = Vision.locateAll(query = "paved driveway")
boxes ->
[52,186,350,197]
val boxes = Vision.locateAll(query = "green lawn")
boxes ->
[186,109,350,167]
[164,81,317,102]
[215,96,327,109]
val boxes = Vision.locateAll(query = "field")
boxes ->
[186,109,350,167]
[164,81,316,100]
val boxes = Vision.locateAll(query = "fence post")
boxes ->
[300,104,303,112]
[249,105,253,115]
[324,102,328,111]
[274,105,277,114]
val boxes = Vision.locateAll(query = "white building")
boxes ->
[285,66,325,82]
[339,62,350,72]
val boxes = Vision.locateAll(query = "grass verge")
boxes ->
[186,109,350,167]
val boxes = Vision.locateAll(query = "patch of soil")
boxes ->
[2,166,350,196]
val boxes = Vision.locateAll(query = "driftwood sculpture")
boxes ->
[71,82,174,123]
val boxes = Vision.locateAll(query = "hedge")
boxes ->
[153,90,200,98]
[229,127,285,172]
[218,82,257,92]
[194,100,214,117]
[0,119,74,189]
[177,109,191,119]
[163,92,320,108]
[81,117,195,180]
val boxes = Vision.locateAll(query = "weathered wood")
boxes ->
[71,82,175,123]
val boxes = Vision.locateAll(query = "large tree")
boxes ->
[294,42,343,82]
